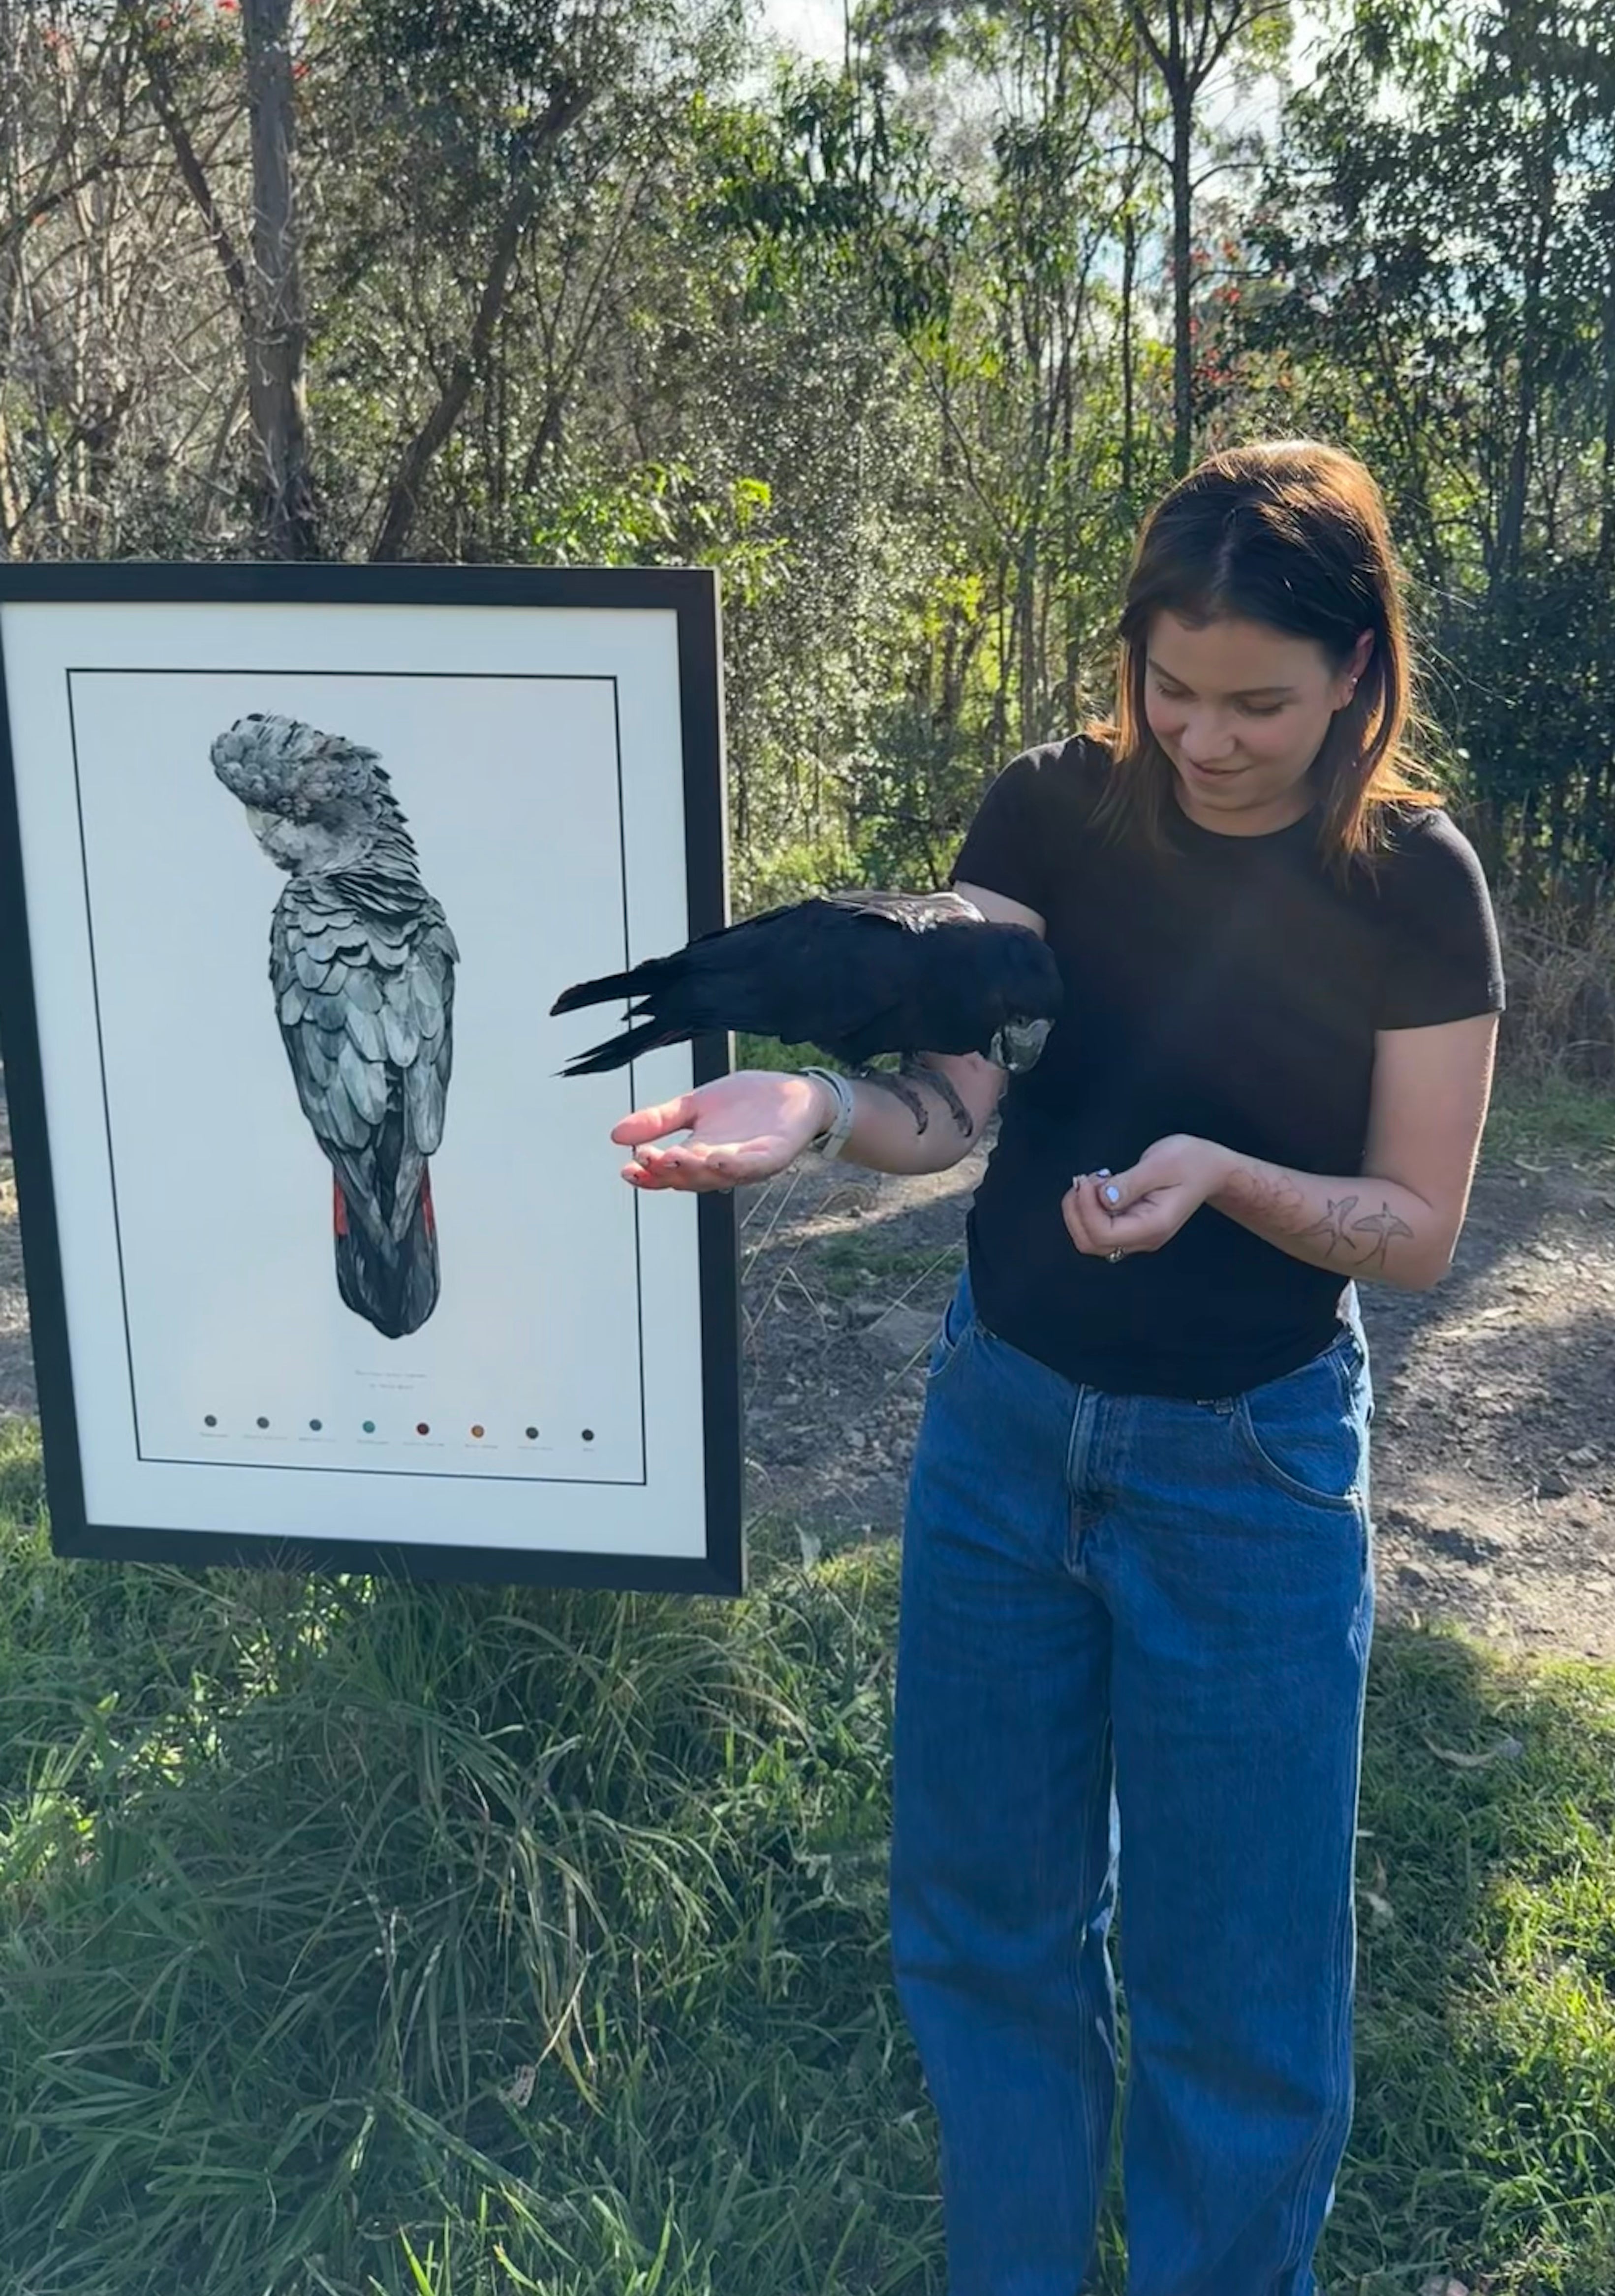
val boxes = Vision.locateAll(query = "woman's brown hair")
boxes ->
[1087,438,1441,866]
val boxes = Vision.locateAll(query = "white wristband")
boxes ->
[802,1065,856,1159]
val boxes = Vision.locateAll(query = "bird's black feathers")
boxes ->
[550,888,1063,1076]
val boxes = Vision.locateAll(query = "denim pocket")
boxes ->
[926,1271,978,1384]
[1231,1335,1367,1514]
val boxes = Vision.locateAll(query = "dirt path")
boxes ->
[3,1070,1613,1658]
[737,1136,1615,1663]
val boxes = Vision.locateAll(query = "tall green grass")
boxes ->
[1485,1077,1615,1168]
[0,1426,929,2296]
[1,1413,1613,2294]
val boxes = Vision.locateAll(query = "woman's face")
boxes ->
[1142,611,1373,835]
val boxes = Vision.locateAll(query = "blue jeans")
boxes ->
[891,1272,1374,2296]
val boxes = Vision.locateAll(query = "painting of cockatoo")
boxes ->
[212,712,457,1338]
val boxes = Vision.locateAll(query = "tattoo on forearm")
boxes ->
[1299,1194,1361,1252]
[1297,1191,1415,1269]
[1239,1171,1418,1272]
[1349,1203,1416,1271]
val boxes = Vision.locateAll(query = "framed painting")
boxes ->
[0,563,742,1595]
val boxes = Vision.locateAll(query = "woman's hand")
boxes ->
[1062,1134,1234,1258]
[610,1069,832,1193]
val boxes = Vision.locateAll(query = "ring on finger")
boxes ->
[1106,1247,1125,1263]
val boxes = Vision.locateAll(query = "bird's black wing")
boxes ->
[768,896,993,1058]
[686,894,985,1039]
[551,888,991,1072]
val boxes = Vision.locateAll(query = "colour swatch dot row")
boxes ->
[203,1417,595,1441]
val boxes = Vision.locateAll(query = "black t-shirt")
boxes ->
[949,736,1506,1398]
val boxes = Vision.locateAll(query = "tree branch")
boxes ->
[1124,0,1172,80]
[141,32,253,335]
[1,157,120,256]
[370,81,592,562]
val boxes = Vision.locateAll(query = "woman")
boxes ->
[612,440,1504,2296]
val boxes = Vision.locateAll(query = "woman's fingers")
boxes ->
[1061,1176,1113,1253]
[610,1072,824,1192]
[624,1159,730,1192]
[1063,1172,1175,1255]
[611,1091,700,1148]
[1072,1184,1191,1254]
[623,1153,726,1191]
[623,1130,789,1192]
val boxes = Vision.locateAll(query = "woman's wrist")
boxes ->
[1198,1140,1247,1211]
[801,1065,856,1156]
[806,1071,839,1136]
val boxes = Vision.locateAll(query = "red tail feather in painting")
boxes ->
[332,1170,440,1339]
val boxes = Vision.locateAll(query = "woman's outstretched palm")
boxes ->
[611,1070,828,1192]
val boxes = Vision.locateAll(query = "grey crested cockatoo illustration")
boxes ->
[212,712,458,1340]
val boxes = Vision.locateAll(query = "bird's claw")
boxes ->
[907,1056,975,1135]
[855,1064,932,1134]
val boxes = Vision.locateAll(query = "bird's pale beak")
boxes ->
[990,1016,1053,1073]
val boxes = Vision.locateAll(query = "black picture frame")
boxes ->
[0,561,743,1597]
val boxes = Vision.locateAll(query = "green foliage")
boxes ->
[1243,0,1615,897]
[693,69,964,341]
[1442,558,1615,891]
[525,461,783,599]
[8,0,1615,904]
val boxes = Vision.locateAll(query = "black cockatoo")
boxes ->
[550,889,1062,1131]
[213,712,458,1339]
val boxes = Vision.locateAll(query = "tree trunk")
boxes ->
[243,0,316,557]
[990,558,1010,760]
[1492,85,1555,599]
[1016,528,1038,747]
[1168,61,1194,479]
[1121,198,1138,498]
[1599,196,1615,573]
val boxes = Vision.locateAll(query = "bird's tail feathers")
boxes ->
[550,955,672,1017]
[559,1014,684,1076]
[334,1171,439,1339]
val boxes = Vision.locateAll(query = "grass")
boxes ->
[1325,1637,1615,2294]
[1485,1076,1615,1171]
[1,1408,1613,2296]
[812,1237,963,1300]
[0,1422,931,2296]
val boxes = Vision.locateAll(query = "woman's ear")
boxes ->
[1334,629,1374,712]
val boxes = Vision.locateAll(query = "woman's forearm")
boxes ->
[1207,1148,1452,1289]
